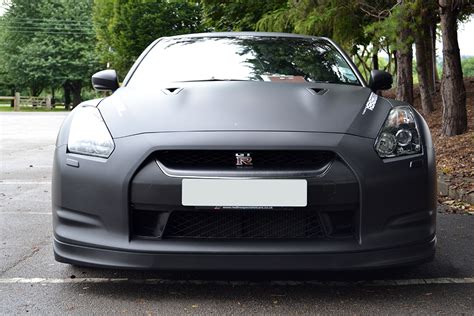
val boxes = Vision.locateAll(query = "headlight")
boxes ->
[375,106,421,158]
[67,106,115,158]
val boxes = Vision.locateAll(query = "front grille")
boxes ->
[156,150,334,170]
[162,210,326,240]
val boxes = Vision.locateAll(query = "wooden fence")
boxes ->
[0,93,52,111]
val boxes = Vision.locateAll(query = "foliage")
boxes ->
[461,57,474,77]
[257,0,372,51]
[255,0,403,80]
[363,1,432,53]
[92,0,115,70]
[200,0,287,31]
[0,0,99,96]
[0,0,471,125]
[255,1,437,81]
[93,0,205,76]
[0,17,9,95]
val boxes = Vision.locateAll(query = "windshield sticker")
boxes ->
[362,92,378,115]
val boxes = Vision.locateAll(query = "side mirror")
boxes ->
[369,70,392,92]
[92,69,119,92]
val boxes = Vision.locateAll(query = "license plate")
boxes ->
[182,179,307,207]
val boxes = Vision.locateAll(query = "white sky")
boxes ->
[0,4,472,56]
[457,18,474,56]
[0,0,8,14]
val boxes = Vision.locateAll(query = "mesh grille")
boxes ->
[163,210,326,240]
[156,150,334,170]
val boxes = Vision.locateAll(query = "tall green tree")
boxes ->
[0,0,44,95]
[0,0,99,107]
[200,0,287,31]
[439,0,469,136]
[393,1,414,105]
[256,0,397,79]
[257,0,370,51]
[92,0,115,69]
[93,0,204,76]
[413,0,437,115]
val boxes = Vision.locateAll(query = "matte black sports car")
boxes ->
[52,32,436,270]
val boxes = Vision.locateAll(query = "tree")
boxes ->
[256,0,371,51]
[92,0,115,69]
[393,1,414,104]
[413,0,437,115]
[439,0,467,136]
[0,15,13,101]
[0,0,44,95]
[0,0,99,107]
[93,0,205,76]
[360,1,415,103]
[200,0,287,31]
[256,1,405,82]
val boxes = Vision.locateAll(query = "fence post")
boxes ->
[14,92,20,111]
[46,95,52,110]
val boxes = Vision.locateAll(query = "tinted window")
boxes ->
[127,36,360,86]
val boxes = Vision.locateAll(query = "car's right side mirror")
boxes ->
[369,70,393,92]
[92,69,119,92]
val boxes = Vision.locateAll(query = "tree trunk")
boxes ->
[10,88,15,107]
[70,80,82,108]
[393,50,398,74]
[30,86,42,97]
[428,23,437,94]
[396,27,414,105]
[415,10,434,115]
[431,23,439,83]
[415,40,433,115]
[439,0,467,136]
[385,46,392,73]
[63,81,71,111]
[424,35,435,94]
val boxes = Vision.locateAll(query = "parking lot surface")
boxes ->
[1,112,473,314]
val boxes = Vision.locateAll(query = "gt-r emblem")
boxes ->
[235,153,253,166]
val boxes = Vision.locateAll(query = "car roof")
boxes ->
[164,32,326,41]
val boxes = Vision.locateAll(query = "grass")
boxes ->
[0,103,70,112]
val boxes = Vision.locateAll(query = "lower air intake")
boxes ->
[163,210,326,240]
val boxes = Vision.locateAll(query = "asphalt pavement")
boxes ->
[0,112,473,315]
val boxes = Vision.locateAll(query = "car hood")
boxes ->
[98,81,392,139]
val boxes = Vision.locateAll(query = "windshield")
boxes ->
[127,36,361,87]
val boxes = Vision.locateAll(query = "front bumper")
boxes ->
[52,130,437,270]
[54,236,436,270]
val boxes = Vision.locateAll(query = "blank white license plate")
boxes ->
[182,179,307,207]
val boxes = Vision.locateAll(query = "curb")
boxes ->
[438,174,474,205]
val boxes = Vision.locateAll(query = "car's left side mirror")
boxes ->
[369,70,393,92]
[92,69,119,92]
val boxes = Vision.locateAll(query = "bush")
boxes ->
[461,57,474,77]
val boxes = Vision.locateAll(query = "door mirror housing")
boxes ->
[92,69,119,92]
[369,70,393,92]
